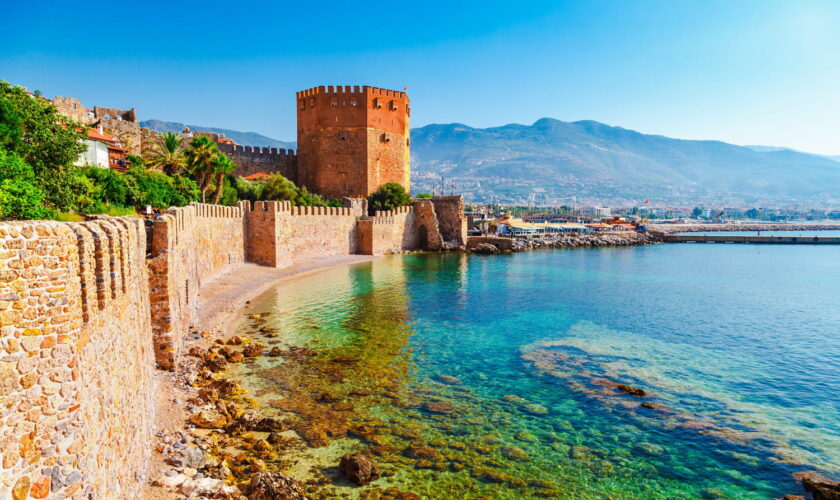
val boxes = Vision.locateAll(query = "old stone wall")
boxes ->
[355,203,449,255]
[430,196,468,248]
[51,97,94,125]
[245,202,360,268]
[218,143,298,181]
[148,202,247,370]
[0,217,154,499]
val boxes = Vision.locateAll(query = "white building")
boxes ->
[75,139,110,168]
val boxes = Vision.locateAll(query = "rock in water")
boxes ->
[188,409,228,429]
[339,453,381,485]
[242,343,265,357]
[793,471,840,500]
[433,374,463,385]
[472,243,500,254]
[424,402,456,414]
[617,384,647,397]
[246,472,307,500]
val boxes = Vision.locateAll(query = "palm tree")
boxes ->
[184,136,219,202]
[211,153,236,204]
[144,132,185,175]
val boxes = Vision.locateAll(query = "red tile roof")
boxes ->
[243,172,271,180]
[87,128,120,144]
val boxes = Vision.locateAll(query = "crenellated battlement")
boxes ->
[374,206,413,218]
[219,143,298,157]
[297,85,409,101]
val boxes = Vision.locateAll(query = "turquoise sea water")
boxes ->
[229,243,840,499]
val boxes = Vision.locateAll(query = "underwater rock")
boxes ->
[617,384,648,397]
[242,343,265,357]
[405,445,442,461]
[502,394,526,404]
[478,434,502,445]
[793,471,840,500]
[474,467,527,487]
[701,488,727,499]
[246,471,306,500]
[423,402,456,415]
[434,374,463,385]
[370,444,397,456]
[268,347,282,356]
[340,453,381,485]
[501,445,531,462]
[514,431,539,443]
[521,403,549,415]
[634,442,665,456]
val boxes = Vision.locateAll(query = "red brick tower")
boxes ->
[296,85,410,198]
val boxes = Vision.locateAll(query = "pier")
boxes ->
[663,234,840,244]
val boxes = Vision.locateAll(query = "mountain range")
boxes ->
[143,117,840,206]
[409,119,840,205]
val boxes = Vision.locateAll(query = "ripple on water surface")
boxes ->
[225,247,840,499]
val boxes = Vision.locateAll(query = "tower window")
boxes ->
[339,131,348,141]
[350,97,358,106]
[390,100,398,111]
[374,98,382,109]
[381,133,390,143]
[330,97,338,107]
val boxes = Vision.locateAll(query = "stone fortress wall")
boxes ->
[148,202,249,370]
[217,143,298,180]
[0,197,466,498]
[0,218,154,499]
[51,97,143,154]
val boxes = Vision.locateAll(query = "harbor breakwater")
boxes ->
[650,223,840,233]
[0,197,466,499]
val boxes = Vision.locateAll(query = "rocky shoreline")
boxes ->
[650,223,840,233]
[507,232,660,252]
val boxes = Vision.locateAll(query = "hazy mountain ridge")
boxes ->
[409,119,840,205]
[140,120,296,150]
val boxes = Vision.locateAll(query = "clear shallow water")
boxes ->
[228,244,840,499]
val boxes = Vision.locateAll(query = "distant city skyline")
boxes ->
[2,0,838,155]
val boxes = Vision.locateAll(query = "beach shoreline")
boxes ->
[143,255,377,499]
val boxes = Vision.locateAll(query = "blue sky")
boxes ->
[2,0,838,154]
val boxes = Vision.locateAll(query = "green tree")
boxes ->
[144,132,185,175]
[0,150,49,220]
[232,176,265,203]
[414,192,433,199]
[183,136,219,202]
[81,166,128,206]
[262,173,299,203]
[210,153,236,204]
[692,207,703,218]
[367,182,410,215]
[0,81,85,211]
